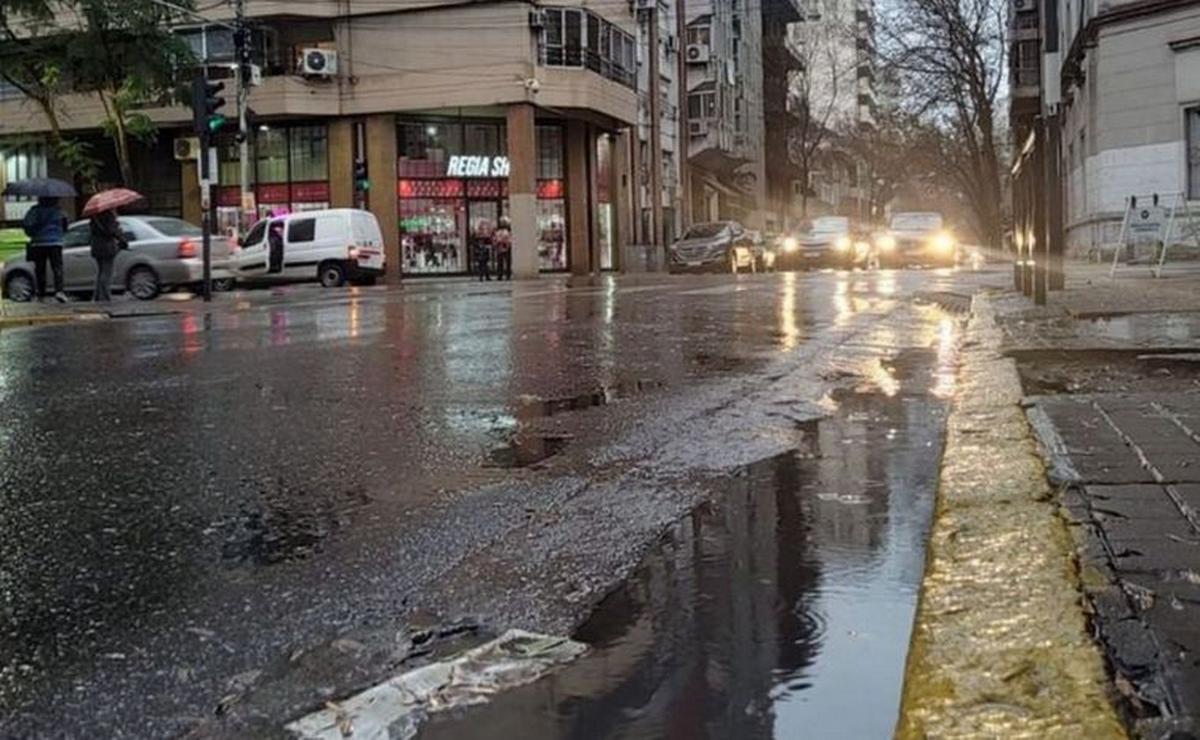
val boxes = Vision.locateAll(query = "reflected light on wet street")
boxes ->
[778,272,801,350]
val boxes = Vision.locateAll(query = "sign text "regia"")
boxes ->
[445,155,511,178]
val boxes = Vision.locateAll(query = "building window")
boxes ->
[289,125,329,182]
[687,25,711,46]
[540,8,634,87]
[689,90,717,120]
[1188,107,1200,200]
[1,143,47,221]
[256,128,290,183]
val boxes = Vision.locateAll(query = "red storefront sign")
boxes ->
[291,181,330,203]
[397,179,465,199]
[216,186,241,207]
[257,183,290,204]
[466,179,506,199]
[537,179,564,200]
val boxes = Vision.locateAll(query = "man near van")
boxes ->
[268,221,284,274]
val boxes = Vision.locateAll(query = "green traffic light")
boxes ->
[359,180,371,192]
[207,114,227,132]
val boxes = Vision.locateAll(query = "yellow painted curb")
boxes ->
[896,296,1126,739]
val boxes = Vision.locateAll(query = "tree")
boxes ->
[840,105,919,223]
[786,12,858,220]
[0,0,194,187]
[878,0,1007,248]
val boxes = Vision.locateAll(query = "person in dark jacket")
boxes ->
[22,196,68,302]
[268,221,284,274]
[89,209,127,302]
[493,217,513,280]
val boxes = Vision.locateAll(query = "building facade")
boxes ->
[0,1,640,279]
[1053,0,1200,256]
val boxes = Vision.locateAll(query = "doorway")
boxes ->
[467,200,506,276]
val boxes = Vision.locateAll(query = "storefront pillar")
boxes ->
[613,129,633,272]
[365,114,400,284]
[506,103,539,279]
[181,159,201,227]
[329,119,355,209]
[565,119,592,277]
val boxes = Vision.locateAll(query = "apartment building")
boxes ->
[1053,0,1200,255]
[786,0,876,223]
[0,1,641,279]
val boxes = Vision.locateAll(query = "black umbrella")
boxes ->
[2,178,77,198]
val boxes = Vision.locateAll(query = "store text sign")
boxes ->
[445,155,510,178]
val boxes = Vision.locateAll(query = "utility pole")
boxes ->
[675,0,690,233]
[234,0,252,234]
[647,2,664,256]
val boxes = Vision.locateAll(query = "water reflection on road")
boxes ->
[420,350,951,740]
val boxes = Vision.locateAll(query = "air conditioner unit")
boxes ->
[299,48,338,77]
[529,9,547,28]
[174,137,200,161]
[688,120,709,136]
[686,44,710,64]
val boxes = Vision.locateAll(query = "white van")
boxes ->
[235,209,386,287]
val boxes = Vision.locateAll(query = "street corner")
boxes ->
[899,298,1127,739]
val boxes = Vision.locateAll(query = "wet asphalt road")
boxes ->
[0,267,1005,738]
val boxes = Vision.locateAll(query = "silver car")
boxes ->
[668,221,759,273]
[2,215,234,302]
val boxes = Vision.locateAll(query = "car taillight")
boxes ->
[177,239,198,258]
[348,246,360,260]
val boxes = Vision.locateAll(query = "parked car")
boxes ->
[668,221,759,274]
[778,216,871,270]
[877,212,958,267]
[2,215,234,302]
[235,208,386,287]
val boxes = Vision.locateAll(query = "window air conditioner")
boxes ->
[686,44,710,64]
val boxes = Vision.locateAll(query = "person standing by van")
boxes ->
[22,196,68,303]
[494,217,513,280]
[88,209,127,302]
[268,221,285,274]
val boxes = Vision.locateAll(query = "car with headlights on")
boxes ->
[778,216,870,270]
[877,212,958,267]
[668,221,760,274]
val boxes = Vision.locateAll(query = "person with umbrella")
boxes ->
[21,196,69,303]
[81,188,141,302]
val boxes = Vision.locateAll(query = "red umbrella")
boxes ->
[81,188,144,217]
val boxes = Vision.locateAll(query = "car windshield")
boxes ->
[142,217,202,238]
[890,213,943,230]
[809,217,849,233]
[684,223,727,239]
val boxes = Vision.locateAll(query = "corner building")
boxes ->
[0,0,640,280]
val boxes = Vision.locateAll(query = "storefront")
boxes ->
[215,123,331,235]
[396,119,567,275]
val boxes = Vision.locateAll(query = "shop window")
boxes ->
[463,124,504,157]
[1188,107,1200,200]
[399,122,462,176]
[289,125,328,182]
[400,198,466,273]
[537,125,564,179]
[288,217,316,243]
[256,128,289,183]
[538,199,566,270]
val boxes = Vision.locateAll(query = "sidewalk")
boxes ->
[991,261,1200,737]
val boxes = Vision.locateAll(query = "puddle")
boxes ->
[485,435,572,468]
[419,351,951,739]
[220,485,372,566]
[517,380,664,419]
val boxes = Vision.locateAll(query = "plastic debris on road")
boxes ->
[285,629,587,739]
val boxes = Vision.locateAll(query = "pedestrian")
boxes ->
[474,235,492,281]
[494,217,513,280]
[268,221,284,273]
[88,209,127,302]
[21,196,68,303]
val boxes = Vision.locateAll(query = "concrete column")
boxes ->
[365,114,400,284]
[506,103,539,279]
[565,119,591,277]
[613,129,633,272]
[329,119,355,209]
[181,160,201,226]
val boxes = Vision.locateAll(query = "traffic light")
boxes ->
[354,159,370,192]
[190,71,227,136]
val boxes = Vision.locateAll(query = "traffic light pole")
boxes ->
[236,0,251,234]
[199,128,213,302]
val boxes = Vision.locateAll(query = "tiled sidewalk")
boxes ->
[1033,391,1200,732]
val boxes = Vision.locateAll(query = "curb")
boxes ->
[0,311,107,329]
[896,294,1126,738]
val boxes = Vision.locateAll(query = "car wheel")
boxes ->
[211,277,236,292]
[126,266,161,300]
[318,261,347,288]
[4,272,35,302]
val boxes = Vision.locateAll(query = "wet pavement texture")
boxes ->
[0,268,999,737]
[1008,305,1200,734]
